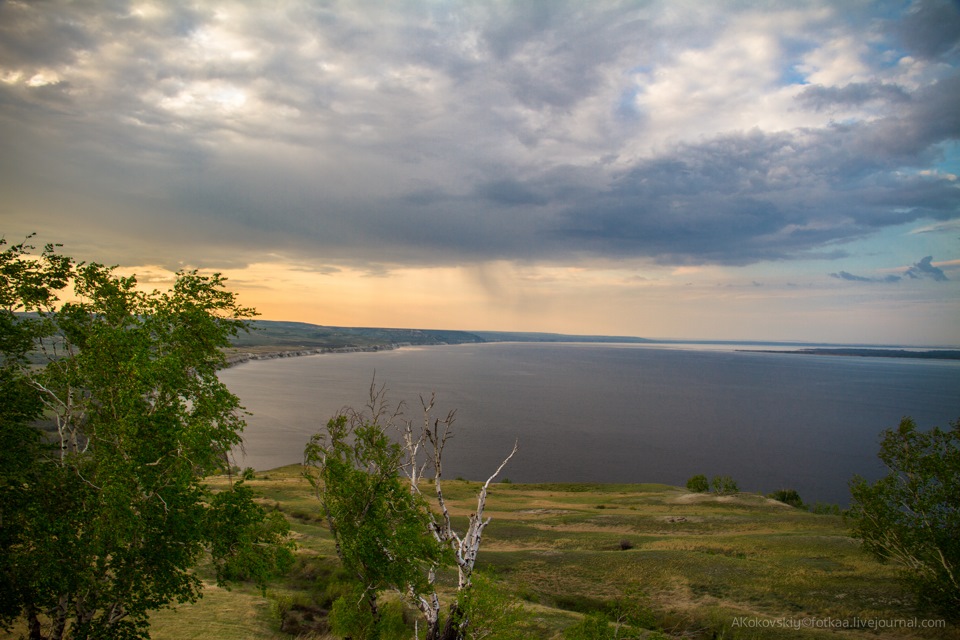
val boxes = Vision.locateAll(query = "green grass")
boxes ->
[6,467,951,640]
[148,586,281,640]
[246,468,952,638]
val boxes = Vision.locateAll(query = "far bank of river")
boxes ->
[224,343,404,366]
[226,341,960,368]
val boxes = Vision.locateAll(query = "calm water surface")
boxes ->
[219,343,960,506]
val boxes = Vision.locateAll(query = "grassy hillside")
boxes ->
[140,467,954,640]
[225,321,655,359]
[229,321,485,351]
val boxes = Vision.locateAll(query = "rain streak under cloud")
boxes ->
[1,0,958,344]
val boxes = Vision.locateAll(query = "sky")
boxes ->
[2,1,959,345]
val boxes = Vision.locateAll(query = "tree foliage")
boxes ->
[849,416,960,619]
[0,237,292,639]
[303,410,447,626]
[329,589,408,640]
[710,475,739,495]
[685,474,709,493]
[456,572,527,640]
[767,488,806,509]
[304,382,518,640]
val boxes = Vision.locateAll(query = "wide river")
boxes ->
[219,342,960,506]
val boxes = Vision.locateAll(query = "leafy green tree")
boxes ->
[685,474,709,492]
[0,238,291,639]
[849,416,960,619]
[305,384,517,640]
[711,475,738,495]
[303,411,447,636]
[0,238,73,629]
[205,480,294,590]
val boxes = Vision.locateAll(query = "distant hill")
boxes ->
[230,321,486,350]
[471,330,653,344]
[744,347,960,360]
[230,321,652,351]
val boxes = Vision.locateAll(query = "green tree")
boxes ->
[849,416,960,619]
[305,384,517,640]
[0,238,292,639]
[205,480,294,590]
[711,475,739,495]
[685,474,709,493]
[0,238,73,629]
[303,410,447,636]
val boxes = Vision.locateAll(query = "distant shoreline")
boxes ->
[224,343,960,368]
[224,343,403,367]
[738,347,960,361]
[223,319,960,367]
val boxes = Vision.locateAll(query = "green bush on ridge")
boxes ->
[685,474,709,492]
[767,488,806,509]
[849,416,960,620]
[710,475,739,495]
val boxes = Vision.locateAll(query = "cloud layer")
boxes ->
[831,255,950,283]
[1,0,958,276]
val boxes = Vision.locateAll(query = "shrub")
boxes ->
[606,593,658,632]
[767,488,805,509]
[269,591,328,637]
[686,474,710,492]
[849,417,960,619]
[376,600,409,640]
[711,475,739,495]
[564,611,613,640]
[330,590,375,639]
[458,572,528,640]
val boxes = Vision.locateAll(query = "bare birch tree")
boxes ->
[306,380,517,640]
[405,393,517,640]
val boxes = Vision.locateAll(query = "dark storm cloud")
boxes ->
[0,1,958,272]
[550,118,959,264]
[474,2,650,111]
[896,0,960,60]
[0,2,98,67]
[474,179,549,206]
[797,82,911,112]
